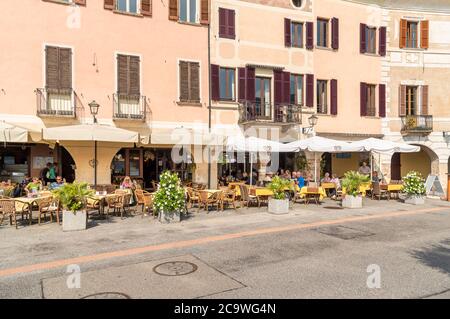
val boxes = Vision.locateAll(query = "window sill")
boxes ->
[362,52,380,57]
[361,116,380,119]
[315,46,334,52]
[177,21,203,27]
[113,10,144,18]
[177,101,203,107]
[400,47,427,51]
[219,35,236,40]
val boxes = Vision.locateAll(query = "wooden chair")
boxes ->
[37,196,59,225]
[104,195,120,217]
[143,193,154,217]
[114,193,132,219]
[86,197,101,217]
[0,199,32,229]
[198,191,222,213]
[186,187,200,209]
[239,185,259,208]
[134,189,146,212]
[304,187,320,205]
[220,189,237,211]
[372,182,389,201]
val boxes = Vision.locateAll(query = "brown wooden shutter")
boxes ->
[46,46,59,90]
[421,85,428,115]
[274,70,283,105]
[238,67,246,102]
[200,0,210,25]
[400,19,407,48]
[379,84,386,118]
[306,22,314,50]
[228,10,235,39]
[141,0,152,16]
[284,18,291,47]
[330,79,337,115]
[104,0,115,10]
[211,64,220,101]
[360,23,367,54]
[59,48,72,90]
[219,8,227,38]
[420,20,429,49]
[117,55,129,94]
[331,18,339,50]
[246,67,255,103]
[283,72,290,104]
[379,27,386,56]
[129,56,140,95]
[305,74,314,107]
[399,85,406,116]
[169,0,178,21]
[360,82,367,116]
[190,62,200,102]
[74,0,86,5]
[179,61,189,101]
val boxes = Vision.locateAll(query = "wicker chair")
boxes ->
[143,193,154,217]
[198,191,222,213]
[114,193,132,219]
[0,199,32,229]
[372,182,389,200]
[220,189,237,211]
[239,185,259,208]
[186,187,200,209]
[37,196,59,225]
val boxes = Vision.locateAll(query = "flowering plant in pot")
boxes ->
[52,182,93,231]
[267,176,293,214]
[402,171,426,205]
[153,171,186,223]
[341,171,370,208]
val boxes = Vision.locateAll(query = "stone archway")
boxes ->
[390,144,439,181]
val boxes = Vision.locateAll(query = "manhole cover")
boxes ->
[316,225,375,240]
[153,261,198,276]
[81,292,131,299]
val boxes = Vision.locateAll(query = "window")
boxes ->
[116,0,139,14]
[405,86,418,115]
[290,74,303,105]
[219,8,235,39]
[291,0,303,8]
[365,27,376,54]
[116,54,141,117]
[180,0,197,23]
[255,77,271,118]
[219,68,235,101]
[291,22,304,48]
[406,21,418,48]
[365,84,376,116]
[317,19,329,47]
[317,80,328,114]
[179,61,200,103]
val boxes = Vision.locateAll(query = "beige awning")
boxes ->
[0,121,31,143]
[151,128,225,146]
[42,124,140,143]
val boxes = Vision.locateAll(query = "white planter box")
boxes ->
[342,195,363,209]
[62,210,87,232]
[158,211,181,223]
[268,199,290,214]
[404,196,425,205]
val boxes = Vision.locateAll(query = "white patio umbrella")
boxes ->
[287,136,365,183]
[351,138,420,181]
[43,124,141,187]
[226,134,295,185]
[0,121,30,144]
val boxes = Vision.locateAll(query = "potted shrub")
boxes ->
[402,171,426,205]
[341,171,370,209]
[267,176,293,214]
[153,171,186,223]
[52,182,93,232]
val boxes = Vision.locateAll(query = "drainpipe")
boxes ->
[207,19,212,188]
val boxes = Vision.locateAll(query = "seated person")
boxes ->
[372,171,381,183]
[329,174,341,198]
[358,161,371,175]
[321,172,332,183]
[49,176,65,190]
[120,176,134,189]
[25,177,42,194]
[263,172,273,183]
[297,172,306,188]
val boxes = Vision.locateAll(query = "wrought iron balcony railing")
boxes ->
[113,93,147,120]
[401,115,433,134]
[239,101,301,124]
[36,88,76,117]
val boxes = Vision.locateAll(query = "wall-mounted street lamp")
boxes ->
[88,100,100,124]
[302,114,319,135]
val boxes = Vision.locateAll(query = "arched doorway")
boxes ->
[58,146,76,183]
[391,144,438,180]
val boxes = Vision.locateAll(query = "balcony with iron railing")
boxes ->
[400,115,433,134]
[36,88,76,117]
[113,93,147,121]
[239,101,301,125]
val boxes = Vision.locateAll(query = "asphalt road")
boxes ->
[0,200,449,299]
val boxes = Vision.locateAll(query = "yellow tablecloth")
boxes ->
[342,183,371,196]
[321,183,336,189]
[250,188,274,197]
[298,187,327,200]
[387,184,403,192]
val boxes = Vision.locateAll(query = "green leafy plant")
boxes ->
[267,176,293,200]
[402,171,426,196]
[52,182,94,213]
[295,154,310,172]
[153,171,186,213]
[341,171,370,197]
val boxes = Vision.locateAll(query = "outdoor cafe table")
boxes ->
[298,187,327,200]
[342,182,371,197]
[382,184,403,199]
[249,187,274,197]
